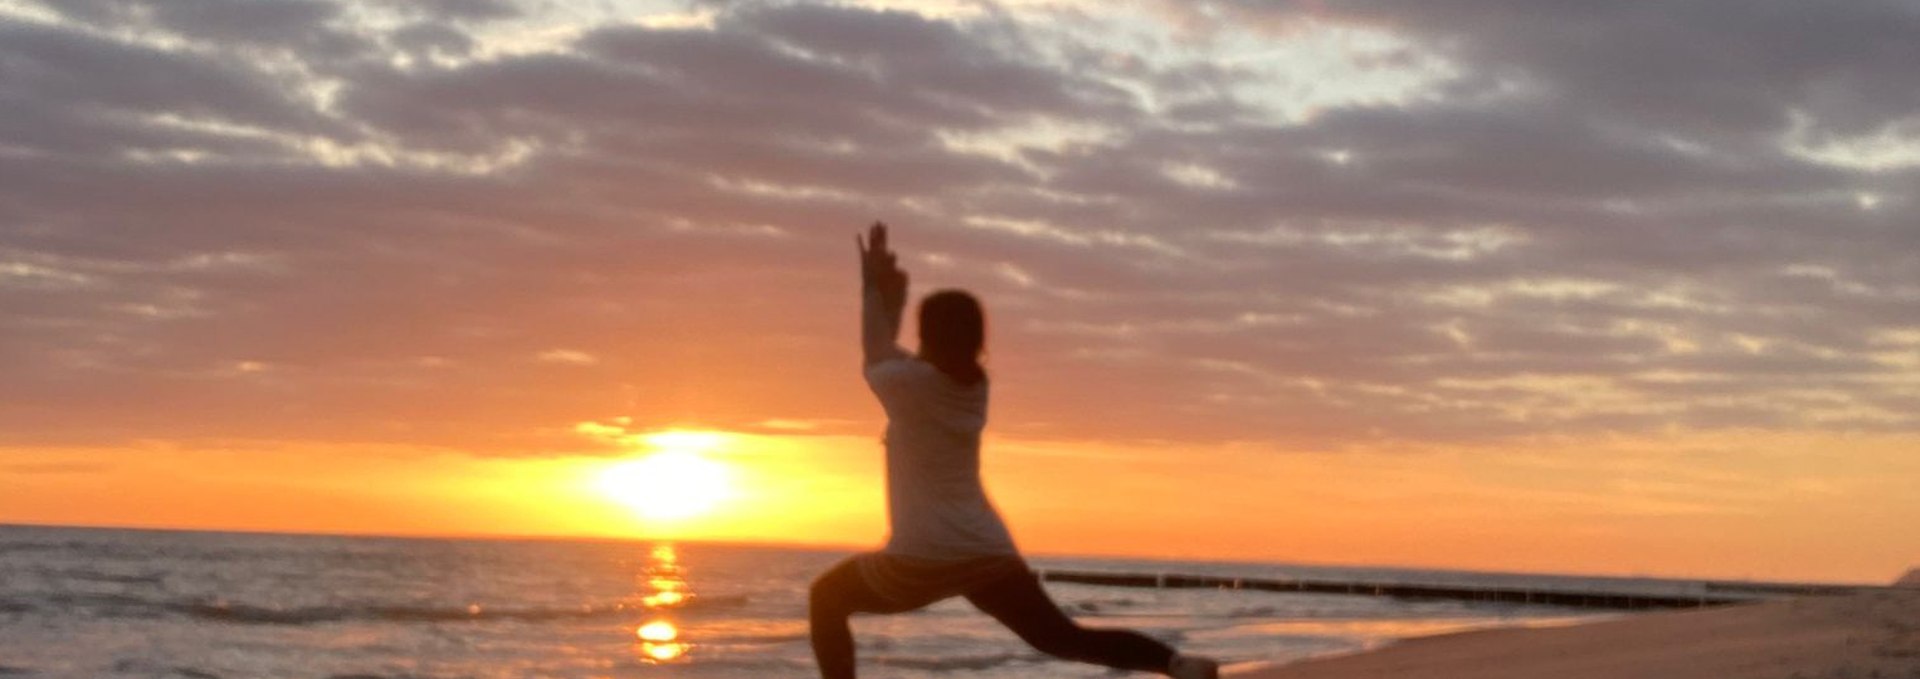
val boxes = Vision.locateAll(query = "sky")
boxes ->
[2,0,1917,584]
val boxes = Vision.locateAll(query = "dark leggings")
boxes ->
[808,557,1175,678]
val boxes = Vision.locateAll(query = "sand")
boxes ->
[1236,590,1920,679]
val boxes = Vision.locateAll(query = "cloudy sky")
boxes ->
[3,0,1916,582]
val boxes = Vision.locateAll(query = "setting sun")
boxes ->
[595,449,734,522]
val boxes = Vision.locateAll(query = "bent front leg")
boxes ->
[808,556,925,679]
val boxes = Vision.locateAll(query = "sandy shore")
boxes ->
[1237,589,1919,679]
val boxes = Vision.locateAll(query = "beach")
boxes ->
[1239,589,1920,679]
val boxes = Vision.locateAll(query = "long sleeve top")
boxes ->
[862,283,1018,559]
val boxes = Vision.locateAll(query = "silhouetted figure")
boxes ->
[809,222,1220,679]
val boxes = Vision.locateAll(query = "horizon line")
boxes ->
[2,520,1889,588]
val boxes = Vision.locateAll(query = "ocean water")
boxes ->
[0,525,1614,678]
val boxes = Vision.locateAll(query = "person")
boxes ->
[808,222,1221,679]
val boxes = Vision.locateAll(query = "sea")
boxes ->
[0,524,1656,678]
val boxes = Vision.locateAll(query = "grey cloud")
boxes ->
[389,22,477,58]
[43,0,370,57]
[373,0,520,23]
[337,3,1127,161]
[729,3,1125,118]
[0,22,335,144]
[1231,0,1920,141]
[1,0,1917,452]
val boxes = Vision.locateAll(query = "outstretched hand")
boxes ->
[857,221,909,310]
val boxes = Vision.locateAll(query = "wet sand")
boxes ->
[1237,589,1920,679]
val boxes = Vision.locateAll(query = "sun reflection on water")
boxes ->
[634,543,693,663]
[642,640,687,662]
[643,590,686,607]
[637,619,678,642]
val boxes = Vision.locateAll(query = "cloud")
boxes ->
[4,461,112,475]
[0,0,1915,453]
[536,348,598,365]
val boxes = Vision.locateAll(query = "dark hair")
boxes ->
[917,289,987,386]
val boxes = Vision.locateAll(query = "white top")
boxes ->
[862,288,1018,559]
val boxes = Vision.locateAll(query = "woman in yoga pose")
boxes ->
[809,222,1220,679]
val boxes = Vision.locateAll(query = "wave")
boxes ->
[1064,596,1140,614]
[873,652,1032,672]
[696,631,811,645]
[11,566,169,588]
[0,537,155,560]
[22,592,174,619]
[632,657,818,673]
[177,602,617,625]
[63,570,167,586]
[3,592,749,626]
[179,594,749,626]
[1226,605,1282,618]
[108,659,221,678]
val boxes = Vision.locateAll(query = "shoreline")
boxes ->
[1233,589,1919,678]
[1225,614,1612,675]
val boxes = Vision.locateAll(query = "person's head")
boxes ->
[917,289,987,386]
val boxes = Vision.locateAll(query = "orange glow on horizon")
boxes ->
[5,427,1917,585]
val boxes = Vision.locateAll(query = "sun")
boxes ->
[595,446,734,522]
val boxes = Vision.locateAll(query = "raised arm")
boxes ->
[858,222,910,366]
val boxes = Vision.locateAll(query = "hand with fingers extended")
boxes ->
[857,221,910,323]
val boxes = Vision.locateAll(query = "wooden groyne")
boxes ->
[1033,569,1875,610]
